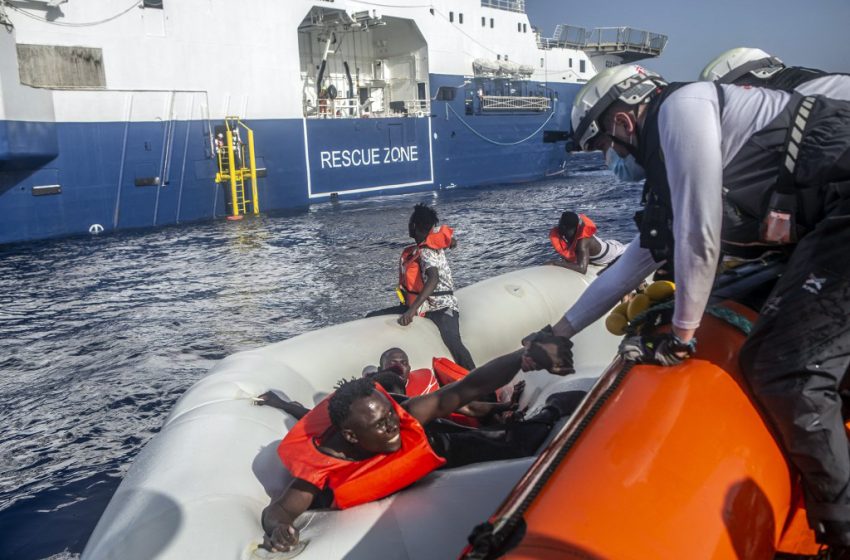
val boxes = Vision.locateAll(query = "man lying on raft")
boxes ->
[259,333,576,553]
[371,346,516,421]
[547,211,625,275]
[258,365,526,428]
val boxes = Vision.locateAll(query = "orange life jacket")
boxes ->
[398,225,454,308]
[277,384,446,509]
[405,365,476,426]
[406,368,440,397]
[433,356,504,403]
[549,214,598,262]
[432,356,470,386]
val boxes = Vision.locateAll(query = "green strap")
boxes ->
[628,300,753,336]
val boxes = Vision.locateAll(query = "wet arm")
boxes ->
[457,400,512,418]
[255,391,310,420]
[553,239,591,274]
[404,350,523,425]
[399,266,439,324]
[414,267,440,311]
[261,479,319,548]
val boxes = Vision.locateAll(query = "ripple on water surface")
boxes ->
[0,154,642,559]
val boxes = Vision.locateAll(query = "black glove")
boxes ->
[618,332,697,367]
[522,325,575,375]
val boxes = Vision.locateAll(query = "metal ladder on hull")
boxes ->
[215,116,259,219]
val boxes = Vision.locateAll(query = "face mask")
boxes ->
[605,149,646,182]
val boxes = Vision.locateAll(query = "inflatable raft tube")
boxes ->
[82,266,619,560]
[462,301,821,560]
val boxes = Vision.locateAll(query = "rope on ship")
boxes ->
[446,102,559,146]
[628,300,753,336]
[465,358,635,559]
[465,297,755,558]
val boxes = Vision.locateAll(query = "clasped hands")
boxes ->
[520,326,575,376]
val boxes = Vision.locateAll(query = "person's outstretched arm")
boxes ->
[551,237,661,338]
[404,351,524,425]
[261,478,319,552]
[254,391,310,420]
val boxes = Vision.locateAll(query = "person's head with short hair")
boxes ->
[558,211,581,242]
[379,347,411,383]
[328,378,402,454]
[408,203,438,243]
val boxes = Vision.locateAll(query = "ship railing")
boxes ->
[537,25,667,57]
[536,36,555,50]
[305,97,432,118]
[552,24,589,49]
[307,97,359,118]
[480,0,525,13]
[583,27,668,56]
[481,95,550,112]
[402,99,431,116]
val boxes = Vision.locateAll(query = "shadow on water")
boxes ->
[0,154,643,558]
[0,472,120,559]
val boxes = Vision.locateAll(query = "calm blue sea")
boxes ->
[0,152,641,560]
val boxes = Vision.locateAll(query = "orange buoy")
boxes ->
[462,302,819,560]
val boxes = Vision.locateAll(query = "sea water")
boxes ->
[0,152,641,560]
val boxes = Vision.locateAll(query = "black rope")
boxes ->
[466,361,635,559]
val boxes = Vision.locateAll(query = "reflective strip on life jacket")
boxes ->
[406,368,440,397]
[277,384,446,509]
[398,225,455,307]
[549,215,598,262]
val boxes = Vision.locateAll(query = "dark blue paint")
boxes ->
[0,75,579,246]
[0,120,58,167]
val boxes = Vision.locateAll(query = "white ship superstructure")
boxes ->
[0,0,665,244]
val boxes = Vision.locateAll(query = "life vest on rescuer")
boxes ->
[398,225,454,307]
[549,215,597,262]
[277,385,446,509]
[634,82,850,262]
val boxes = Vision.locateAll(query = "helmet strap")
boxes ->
[607,132,639,159]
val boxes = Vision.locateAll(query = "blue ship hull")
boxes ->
[0,77,579,245]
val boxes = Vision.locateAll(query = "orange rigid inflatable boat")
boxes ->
[462,302,821,560]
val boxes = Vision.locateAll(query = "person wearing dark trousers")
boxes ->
[369,204,476,370]
[534,63,850,553]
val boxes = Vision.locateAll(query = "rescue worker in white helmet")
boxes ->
[529,63,850,553]
[700,47,850,100]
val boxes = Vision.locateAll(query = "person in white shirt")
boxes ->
[700,47,850,100]
[536,63,850,551]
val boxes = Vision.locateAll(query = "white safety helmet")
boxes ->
[699,47,785,83]
[571,64,666,152]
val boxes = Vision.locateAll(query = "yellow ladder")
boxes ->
[215,116,260,218]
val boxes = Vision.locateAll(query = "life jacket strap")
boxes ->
[403,289,454,297]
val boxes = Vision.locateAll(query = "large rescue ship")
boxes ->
[0,0,665,245]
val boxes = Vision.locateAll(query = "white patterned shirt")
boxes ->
[418,247,459,313]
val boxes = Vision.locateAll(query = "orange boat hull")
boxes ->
[473,303,821,559]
